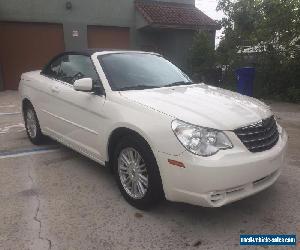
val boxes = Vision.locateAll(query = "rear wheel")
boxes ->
[113,135,164,210]
[24,104,44,145]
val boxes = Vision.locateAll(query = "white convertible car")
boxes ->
[19,50,287,209]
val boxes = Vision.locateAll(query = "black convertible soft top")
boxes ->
[63,48,136,56]
[41,49,137,74]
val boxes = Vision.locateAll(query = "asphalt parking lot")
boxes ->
[0,90,299,250]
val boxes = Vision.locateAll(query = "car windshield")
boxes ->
[99,53,193,91]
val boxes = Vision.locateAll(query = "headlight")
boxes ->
[171,120,233,156]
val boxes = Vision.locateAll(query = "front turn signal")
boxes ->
[168,159,185,168]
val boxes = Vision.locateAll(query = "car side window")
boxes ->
[43,57,64,79]
[59,55,100,86]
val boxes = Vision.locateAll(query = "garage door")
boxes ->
[0,22,65,90]
[87,26,130,49]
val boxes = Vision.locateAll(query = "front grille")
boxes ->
[234,116,279,153]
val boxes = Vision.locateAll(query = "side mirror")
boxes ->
[74,78,93,92]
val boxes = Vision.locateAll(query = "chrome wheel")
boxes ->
[26,109,37,138]
[118,147,148,199]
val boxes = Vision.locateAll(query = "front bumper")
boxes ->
[156,128,288,207]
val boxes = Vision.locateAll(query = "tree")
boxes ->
[189,32,217,83]
[216,0,300,101]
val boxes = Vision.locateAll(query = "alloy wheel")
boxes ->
[26,109,37,138]
[118,147,149,199]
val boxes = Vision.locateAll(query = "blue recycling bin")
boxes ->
[236,67,255,97]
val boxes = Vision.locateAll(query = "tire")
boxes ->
[24,103,44,145]
[113,135,164,210]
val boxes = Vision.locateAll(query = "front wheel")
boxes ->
[113,136,164,210]
[24,104,44,145]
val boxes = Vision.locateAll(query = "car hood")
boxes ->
[119,84,273,130]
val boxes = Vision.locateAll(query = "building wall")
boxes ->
[0,0,136,50]
[0,0,135,26]
[0,0,197,51]
[0,65,4,91]
[63,23,88,50]
[136,29,196,71]
[0,0,212,75]
[162,29,196,70]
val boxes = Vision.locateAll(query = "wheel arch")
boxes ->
[106,127,155,169]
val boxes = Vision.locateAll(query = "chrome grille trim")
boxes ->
[234,116,279,153]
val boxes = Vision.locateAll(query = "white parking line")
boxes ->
[0,146,60,159]
[0,112,21,116]
[0,123,25,134]
[0,105,15,108]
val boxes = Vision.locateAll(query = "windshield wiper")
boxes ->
[118,85,159,91]
[164,81,194,88]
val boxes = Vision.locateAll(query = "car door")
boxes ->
[43,53,107,161]
[37,55,66,133]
